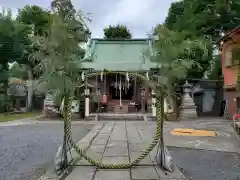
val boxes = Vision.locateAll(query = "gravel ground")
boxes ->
[0,122,94,180]
[168,147,240,180]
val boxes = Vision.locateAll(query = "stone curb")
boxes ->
[38,123,105,180]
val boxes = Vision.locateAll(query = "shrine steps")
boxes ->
[88,113,152,121]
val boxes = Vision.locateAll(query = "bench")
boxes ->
[233,115,240,134]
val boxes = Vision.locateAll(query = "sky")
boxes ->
[0,0,176,38]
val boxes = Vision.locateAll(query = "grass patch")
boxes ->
[0,112,41,122]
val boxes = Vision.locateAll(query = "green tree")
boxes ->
[16,5,52,110]
[0,9,28,93]
[9,63,28,79]
[51,0,90,40]
[164,1,185,31]
[104,24,132,39]
[152,25,208,96]
[0,9,29,112]
[51,0,76,20]
[17,5,51,36]
[149,25,208,157]
[154,24,212,79]
[164,0,240,79]
[31,14,86,109]
[205,55,223,80]
[165,0,240,41]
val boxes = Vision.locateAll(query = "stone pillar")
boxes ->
[84,89,90,117]
[179,81,198,120]
[152,89,156,121]
[164,98,168,113]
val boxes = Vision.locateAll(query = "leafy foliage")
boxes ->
[51,0,76,20]
[205,55,223,80]
[0,11,27,65]
[0,9,31,95]
[16,5,52,78]
[165,0,240,43]
[152,25,208,95]
[104,24,132,39]
[17,5,51,36]
[164,0,240,79]
[9,63,28,79]
[31,15,86,97]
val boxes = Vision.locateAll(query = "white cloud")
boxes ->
[91,0,175,38]
[1,0,176,38]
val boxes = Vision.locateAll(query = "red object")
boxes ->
[234,113,240,119]
[101,94,108,104]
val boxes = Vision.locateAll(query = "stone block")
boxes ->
[101,156,129,164]
[65,167,96,180]
[110,134,127,141]
[103,147,128,157]
[94,169,131,180]
[107,140,127,148]
[99,124,113,134]
[76,150,102,165]
[130,152,153,165]
[131,166,159,179]
[128,143,149,153]
[154,165,187,179]
[88,144,106,154]
[128,139,143,144]
[96,133,110,139]
[92,138,108,145]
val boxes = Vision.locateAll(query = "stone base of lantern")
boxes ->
[178,108,198,120]
[166,112,178,121]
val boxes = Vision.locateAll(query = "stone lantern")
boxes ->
[140,88,146,113]
[84,88,90,117]
[179,81,198,120]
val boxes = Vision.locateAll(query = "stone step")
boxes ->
[97,113,145,121]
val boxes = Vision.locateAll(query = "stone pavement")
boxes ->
[65,121,187,180]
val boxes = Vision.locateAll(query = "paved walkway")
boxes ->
[65,122,187,180]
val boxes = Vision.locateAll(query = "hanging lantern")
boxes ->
[126,72,129,82]
[81,72,85,81]
[100,71,103,82]
[146,72,149,80]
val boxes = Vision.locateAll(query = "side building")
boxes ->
[219,27,240,119]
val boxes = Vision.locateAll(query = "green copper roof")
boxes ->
[81,38,156,71]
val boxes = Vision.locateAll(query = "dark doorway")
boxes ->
[110,85,133,100]
[236,97,240,113]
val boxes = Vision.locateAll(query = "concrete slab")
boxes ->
[88,144,106,154]
[95,133,110,140]
[103,147,128,157]
[154,165,187,179]
[131,166,159,179]
[94,169,131,180]
[128,143,149,152]
[110,131,127,140]
[76,150,103,165]
[130,152,153,165]
[107,140,127,148]
[92,138,108,145]
[128,139,143,144]
[101,156,129,164]
[65,166,96,180]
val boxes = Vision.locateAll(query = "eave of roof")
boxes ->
[217,27,240,44]
[90,38,153,41]
[81,38,156,71]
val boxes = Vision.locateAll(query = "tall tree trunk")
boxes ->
[27,67,33,111]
